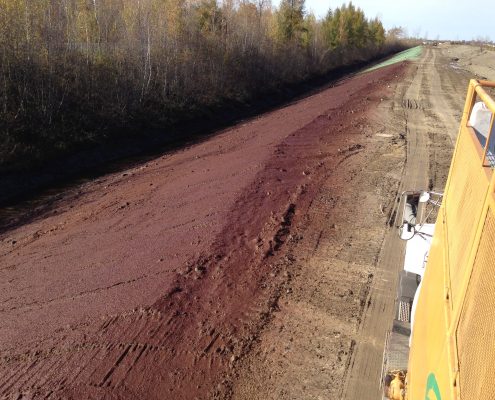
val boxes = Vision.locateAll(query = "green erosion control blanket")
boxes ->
[364,46,423,73]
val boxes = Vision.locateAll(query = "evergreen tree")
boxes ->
[276,0,306,43]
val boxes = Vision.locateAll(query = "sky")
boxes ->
[297,0,494,41]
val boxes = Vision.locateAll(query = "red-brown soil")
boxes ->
[0,63,406,399]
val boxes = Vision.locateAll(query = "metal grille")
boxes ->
[487,151,495,168]
[446,131,490,304]
[456,209,495,399]
[398,300,411,323]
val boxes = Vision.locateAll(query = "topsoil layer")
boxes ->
[0,63,406,400]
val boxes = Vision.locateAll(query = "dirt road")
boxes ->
[342,46,477,400]
[0,45,481,400]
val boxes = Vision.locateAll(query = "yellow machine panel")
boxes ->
[407,80,495,400]
[456,210,495,399]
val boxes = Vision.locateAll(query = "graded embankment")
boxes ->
[1,63,407,399]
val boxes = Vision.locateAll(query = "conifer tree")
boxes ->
[276,0,306,43]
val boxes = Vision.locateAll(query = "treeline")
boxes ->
[0,0,402,172]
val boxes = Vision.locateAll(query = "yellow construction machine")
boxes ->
[382,79,495,400]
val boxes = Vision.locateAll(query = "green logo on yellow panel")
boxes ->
[425,373,442,400]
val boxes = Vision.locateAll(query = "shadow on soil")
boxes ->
[0,50,407,234]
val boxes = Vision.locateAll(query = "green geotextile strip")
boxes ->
[363,46,423,73]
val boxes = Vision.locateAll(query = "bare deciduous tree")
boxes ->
[0,0,400,172]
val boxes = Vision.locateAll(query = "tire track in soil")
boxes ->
[342,47,474,400]
[230,75,409,398]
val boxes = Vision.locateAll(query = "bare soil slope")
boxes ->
[1,44,483,400]
[1,64,406,400]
